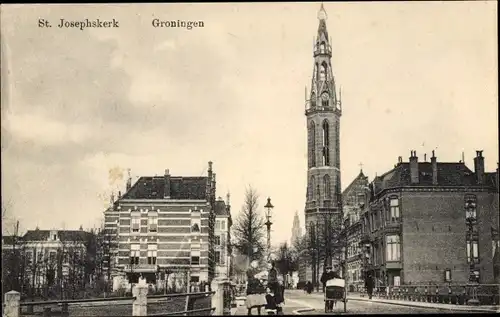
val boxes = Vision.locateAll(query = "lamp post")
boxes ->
[465,198,480,305]
[264,197,274,259]
[342,244,348,313]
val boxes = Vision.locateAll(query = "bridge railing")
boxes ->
[3,279,232,317]
[370,284,500,306]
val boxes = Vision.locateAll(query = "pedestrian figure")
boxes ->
[306,281,313,294]
[365,272,374,300]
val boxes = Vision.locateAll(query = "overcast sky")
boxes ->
[1,2,497,245]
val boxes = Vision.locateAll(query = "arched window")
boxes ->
[308,121,316,168]
[324,175,331,199]
[320,63,326,81]
[320,41,326,53]
[309,176,316,201]
[322,120,330,166]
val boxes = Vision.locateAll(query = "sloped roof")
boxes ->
[121,176,208,200]
[342,170,368,196]
[214,199,229,216]
[22,230,92,242]
[373,162,494,196]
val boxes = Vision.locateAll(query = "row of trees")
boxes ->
[2,202,111,300]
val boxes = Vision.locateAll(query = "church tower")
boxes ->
[304,3,343,281]
[291,211,302,246]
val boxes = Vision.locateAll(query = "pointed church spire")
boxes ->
[318,2,328,21]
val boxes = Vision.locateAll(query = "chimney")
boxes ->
[164,169,171,199]
[410,150,419,184]
[118,191,122,199]
[398,156,403,165]
[226,192,231,206]
[126,169,132,191]
[431,150,438,185]
[207,161,213,201]
[473,150,485,185]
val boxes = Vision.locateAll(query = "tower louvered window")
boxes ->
[308,121,316,168]
[322,120,330,166]
[324,175,331,199]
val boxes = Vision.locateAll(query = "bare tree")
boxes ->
[231,186,266,266]
[275,242,298,285]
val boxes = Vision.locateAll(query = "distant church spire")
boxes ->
[291,211,302,245]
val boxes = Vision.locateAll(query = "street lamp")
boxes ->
[264,197,274,257]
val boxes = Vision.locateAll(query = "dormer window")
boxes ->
[191,223,200,232]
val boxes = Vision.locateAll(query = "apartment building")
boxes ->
[2,228,93,292]
[360,150,499,287]
[104,162,219,292]
[214,195,232,278]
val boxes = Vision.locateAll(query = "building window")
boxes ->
[465,195,477,221]
[147,245,157,265]
[214,236,221,246]
[49,251,56,263]
[215,251,221,264]
[26,251,33,265]
[444,269,452,282]
[191,256,200,265]
[53,234,57,241]
[390,198,400,222]
[320,42,325,53]
[190,276,200,283]
[221,220,226,231]
[130,244,140,265]
[386,235,401,261]
[466,240,479,263]
[148,216,158,232]
[215,220,221,230]
[322,120,330,166]
[319,62,327,81]
[131,215,140,233]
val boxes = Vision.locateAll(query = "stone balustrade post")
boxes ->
[4,291,20,317]
[211,279,224,316]
[132,284,148,316]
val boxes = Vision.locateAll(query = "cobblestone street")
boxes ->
[284,290,498,315]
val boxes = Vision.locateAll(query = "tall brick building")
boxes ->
[304,3,344,285]
[104,162,220,292]
[342,170,370,291]
[360,150,499,287]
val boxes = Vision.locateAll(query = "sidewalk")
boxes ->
[307,291,500,313]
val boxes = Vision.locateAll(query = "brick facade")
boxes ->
[359,150,499,287]
[104,162,223,291]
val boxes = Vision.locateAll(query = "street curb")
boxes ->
[346,297,499,313]
[293,307,315,315]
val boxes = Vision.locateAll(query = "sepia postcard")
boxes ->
[1,2,498,316]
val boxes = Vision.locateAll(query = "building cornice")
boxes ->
[372,185,494,201]
[118,199,209,204]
